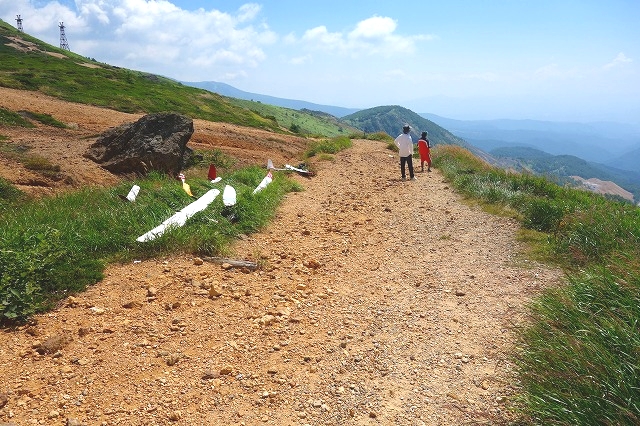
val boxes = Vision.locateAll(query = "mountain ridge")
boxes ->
[490,146,640,203]
[2,17,637,203]
[181,80,640,175]
[421,113,640,170]
[181,80,360,118]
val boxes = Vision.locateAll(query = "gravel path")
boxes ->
[0,138,563,425]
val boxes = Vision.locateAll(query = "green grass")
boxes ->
[0,140,62,177]
[228,99,357,137]
[19,110,68,128]
[355,130,394,142]
[348,130,395,150]
[0,21,357,139]
[0,177,24,212]
[0,107,68,129]
[0,107,34,127]
[0,21,280,133]
[0,169,301,323]
[516,262,640,425]
[303,135,352,159]
[432,144,640,425]
[434,145,640,265]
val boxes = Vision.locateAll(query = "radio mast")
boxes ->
[59,22,70,51]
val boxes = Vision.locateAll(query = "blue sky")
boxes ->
[1,0,639,123]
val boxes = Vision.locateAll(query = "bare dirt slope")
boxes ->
[0,88,307,197]
[0,88,563,425]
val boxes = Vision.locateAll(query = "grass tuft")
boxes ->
[303,135,352,159]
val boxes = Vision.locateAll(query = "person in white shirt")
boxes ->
[394,124,415,181]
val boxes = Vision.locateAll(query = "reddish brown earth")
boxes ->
[0,87,307,197]
[0,88,563,425]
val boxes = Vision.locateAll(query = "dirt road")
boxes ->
[0,129,562,425]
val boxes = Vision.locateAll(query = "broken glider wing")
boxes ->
[253,171,273,194]
[136,188,220,242]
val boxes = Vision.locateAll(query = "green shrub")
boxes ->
[289,123,301,133]
[0,228,68,321]
[521,197,567,232]
[188,148,237,172]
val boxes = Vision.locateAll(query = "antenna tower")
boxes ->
[59,22,70,51]
[16,15,23,32]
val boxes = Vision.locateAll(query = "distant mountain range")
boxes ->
[182,81,640,170]
[182,80,640,203]
[489,146,640,202]
[420,113,640,173]
[181,81,360,118]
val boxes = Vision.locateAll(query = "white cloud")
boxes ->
[236,3,261,23]
[349,16,397,39]
[302,26,342,46]
[297,15,433,57]
[603,52,632,70]
[2,0,276,81]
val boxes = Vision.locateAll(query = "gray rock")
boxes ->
[84,112,194,175]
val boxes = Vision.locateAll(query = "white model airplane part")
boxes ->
[210,177,222,184]
[266,158,288,171]
[253,171,273,194]
[126,185,140,202]
[284,164,311,174]
[136,188,220,242]
[223,185,237,206]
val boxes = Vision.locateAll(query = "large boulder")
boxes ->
[84,112,194,175]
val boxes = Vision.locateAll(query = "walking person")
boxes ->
[394,124,415,181]
[417,131,432,172]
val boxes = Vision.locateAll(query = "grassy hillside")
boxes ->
[342,105,470,146]
[226,98,361,137]
[0,19,347,137]
[491,146,640,202]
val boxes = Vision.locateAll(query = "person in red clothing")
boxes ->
[417,131,432,172]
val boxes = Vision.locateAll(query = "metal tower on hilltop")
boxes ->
[16,15,23,32]
[59,22,70,51]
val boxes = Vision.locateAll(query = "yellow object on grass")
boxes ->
[182,181,193,197]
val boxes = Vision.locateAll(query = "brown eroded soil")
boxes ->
[0,88,563,425]
[0,87,307,197]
